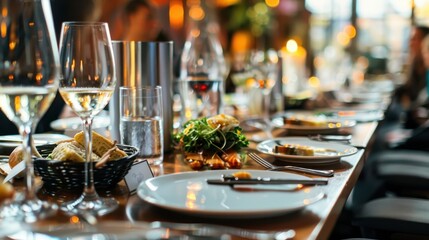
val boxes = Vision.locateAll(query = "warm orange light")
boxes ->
[344,25,356,38]
[231,31,252,53]
[189,5,205,21]
[150,0,168,6]
[190,28,200,38]
[286,39,298,53]
[9,41,16,50]
[70,216,80,224]
[14,96,20,114]
[265,0,280,8]
[215,0,240,7]
[36,59,43,68]
[336,31,350,46]
[187,0,201,6]
[1,21,6,38]
[169,1,184,29]
[35,73,43,82]
[1,7,7,17]
[338,111,356,117]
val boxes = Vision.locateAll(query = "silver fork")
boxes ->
[249,152,334,177]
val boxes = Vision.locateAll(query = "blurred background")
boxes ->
[51,0,425,85]
[0,0,422,136]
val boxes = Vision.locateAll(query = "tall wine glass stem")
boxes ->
[16,123,57,222]
[61,115,118,216]
[82,117,98,200]
[262,90,273,139]
[262,92,270,123]
[20,124,36,201]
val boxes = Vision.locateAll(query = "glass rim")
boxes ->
[62,21,108,27]
[119,86,162,91]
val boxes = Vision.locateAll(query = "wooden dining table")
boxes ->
[14,119,380,240]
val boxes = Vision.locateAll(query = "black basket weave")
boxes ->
[34,144,139,191]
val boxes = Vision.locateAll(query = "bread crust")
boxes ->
[74,131,127,160]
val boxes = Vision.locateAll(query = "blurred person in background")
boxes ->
[378,26,429,147]
[369,26,429,145]
[392,26,429,129]
[385,34,429,151]
[121,0,169,41]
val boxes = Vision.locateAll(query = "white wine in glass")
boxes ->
[0,0,59,222]
[58,22,117,216]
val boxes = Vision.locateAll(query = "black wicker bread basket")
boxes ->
[34,144,139,190]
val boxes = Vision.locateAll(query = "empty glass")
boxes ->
[248,49,279,122]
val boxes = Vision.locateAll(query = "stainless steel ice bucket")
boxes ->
[110,41,174,152]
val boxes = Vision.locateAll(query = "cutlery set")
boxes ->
[207,176,328,186]
[248,152,335,177]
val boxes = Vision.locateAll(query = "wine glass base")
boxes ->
[0,199,58,223]
[60,196,118,217]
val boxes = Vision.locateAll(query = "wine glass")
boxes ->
[58,22,117,216]
[0,0,59,222]
[248,49,279,138]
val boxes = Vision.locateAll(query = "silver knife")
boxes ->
[207,177,328,186]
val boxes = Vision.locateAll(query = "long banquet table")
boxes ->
[18,120,379,240]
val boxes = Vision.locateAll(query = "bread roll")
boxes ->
[9,137,42,168]
[50,141,99,162]
[74,131,127,160]
[0,181,14,202]
[9,145,23,168]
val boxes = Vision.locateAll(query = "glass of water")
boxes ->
[120,86,164,165]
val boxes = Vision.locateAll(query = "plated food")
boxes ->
[271,113,356,135]
[257,137,358,164]
[283,116,331,127]
[274,144,316,156]
[315,108,384,122]
[174,114,249,170]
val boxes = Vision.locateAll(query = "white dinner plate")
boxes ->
[137,170,325,218]
[0,133,69,145]
[256,137,358,164]
[21,221,167,240]
[0,133,70,154]
[50,115,110,131]
[335,90,384,104]
[271,114,356,135]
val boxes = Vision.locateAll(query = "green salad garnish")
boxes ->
[173,115,249,154]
